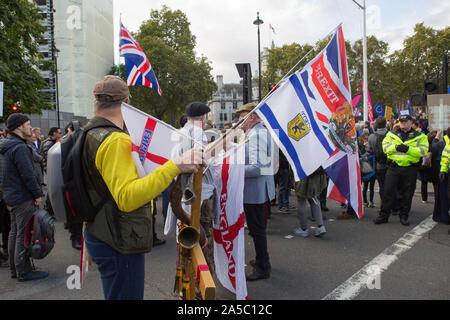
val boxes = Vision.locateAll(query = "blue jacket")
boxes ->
[0,135,43,207]
[243,123,276,204]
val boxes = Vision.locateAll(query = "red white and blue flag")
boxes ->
[119,22,162,96]
[256,25,363,218]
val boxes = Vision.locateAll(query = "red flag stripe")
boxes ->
[338,27,350,92]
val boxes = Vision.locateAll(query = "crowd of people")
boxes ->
[0,74,448,300]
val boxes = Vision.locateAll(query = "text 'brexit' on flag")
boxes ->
[119,22,162,96]
[256,25,363,218]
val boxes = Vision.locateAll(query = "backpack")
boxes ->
[374,131,388,165]
[60,121,112,226]
[25,208,55,260]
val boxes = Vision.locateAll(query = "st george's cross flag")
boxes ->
[210,143,248,300]
[121,103,181,176]
[119,22,162,95]
[256,25,363,218]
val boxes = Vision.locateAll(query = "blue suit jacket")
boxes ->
[243,123,276,204]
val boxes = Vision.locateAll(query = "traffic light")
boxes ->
[235,63,252,105]
[11,102,20,113]
[424,78,439,95]
[268,83,279,92]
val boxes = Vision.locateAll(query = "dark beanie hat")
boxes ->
[7,113,30,131]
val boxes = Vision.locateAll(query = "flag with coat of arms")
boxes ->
[256,25,363,218]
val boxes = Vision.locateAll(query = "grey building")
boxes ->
[208,75,259,129]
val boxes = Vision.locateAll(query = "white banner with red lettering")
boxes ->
[121,103,182,177]
[210,143,248,300]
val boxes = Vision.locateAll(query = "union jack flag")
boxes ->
[119,22,162,96]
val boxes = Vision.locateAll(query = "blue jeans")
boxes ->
[84,229,146,300]
[278,168,290,208]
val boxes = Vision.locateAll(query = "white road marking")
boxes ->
[322,215,437,300]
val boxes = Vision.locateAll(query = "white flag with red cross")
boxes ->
[210,143,248,300]
[121,103,182,176]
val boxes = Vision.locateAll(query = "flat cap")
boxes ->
[94,75,130,102]
[236,102,257,114]
[186,102,210,117]
[399,114,413,121]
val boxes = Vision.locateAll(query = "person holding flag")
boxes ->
[82,75,204,300]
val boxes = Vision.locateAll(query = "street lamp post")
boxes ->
[52,46,60,128]
[253,12,264,102]
[352,0,368,122]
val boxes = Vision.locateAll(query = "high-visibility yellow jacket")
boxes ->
[382,127,429,167]
[440,135,450,173]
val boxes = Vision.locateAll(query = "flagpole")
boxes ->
[352,0,368,121]
[362,0,368,122]
[205,22,343,155]
[118,13,122,78]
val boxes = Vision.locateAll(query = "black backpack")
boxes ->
[374,131,388,165]
[60,122,111,226]
[25,208,55,260]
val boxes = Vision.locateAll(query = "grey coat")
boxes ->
[243,123,276,204]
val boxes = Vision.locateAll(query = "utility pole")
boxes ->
[352,0,368,121]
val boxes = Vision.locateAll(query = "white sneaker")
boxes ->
[314,225,326,237]
[293,228,309,237]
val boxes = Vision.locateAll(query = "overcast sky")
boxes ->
[114,0,449,84]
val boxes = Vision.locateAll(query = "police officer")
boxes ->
[374,114,429,226]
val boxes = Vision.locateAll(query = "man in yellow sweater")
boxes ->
[82,75,204,300]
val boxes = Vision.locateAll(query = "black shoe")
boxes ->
[0,258,9,268]
[373,216,389,224]
[321,204,329,212]
[72,238,82,250]
[246,267,270,281]
[153,238,166,247]
[18,271,49,282]
[399,216,410,226]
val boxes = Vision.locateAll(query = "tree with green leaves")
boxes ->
[389,23,450,107]
[115,6,217,123]
[0,0,52,119]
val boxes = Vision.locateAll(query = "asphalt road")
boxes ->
[0,184,449,300]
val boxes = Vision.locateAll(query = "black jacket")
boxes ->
[0,135,43,207]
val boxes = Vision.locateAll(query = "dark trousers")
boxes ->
[244,203,270,271]
[278,168,290,208]
[0,200,10,251]
[375,169,387,205]
[8,200,35,277]
[381,166,418,219]
[421,180,437,202]
[363,176,376,204]
[84,229,145,300]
